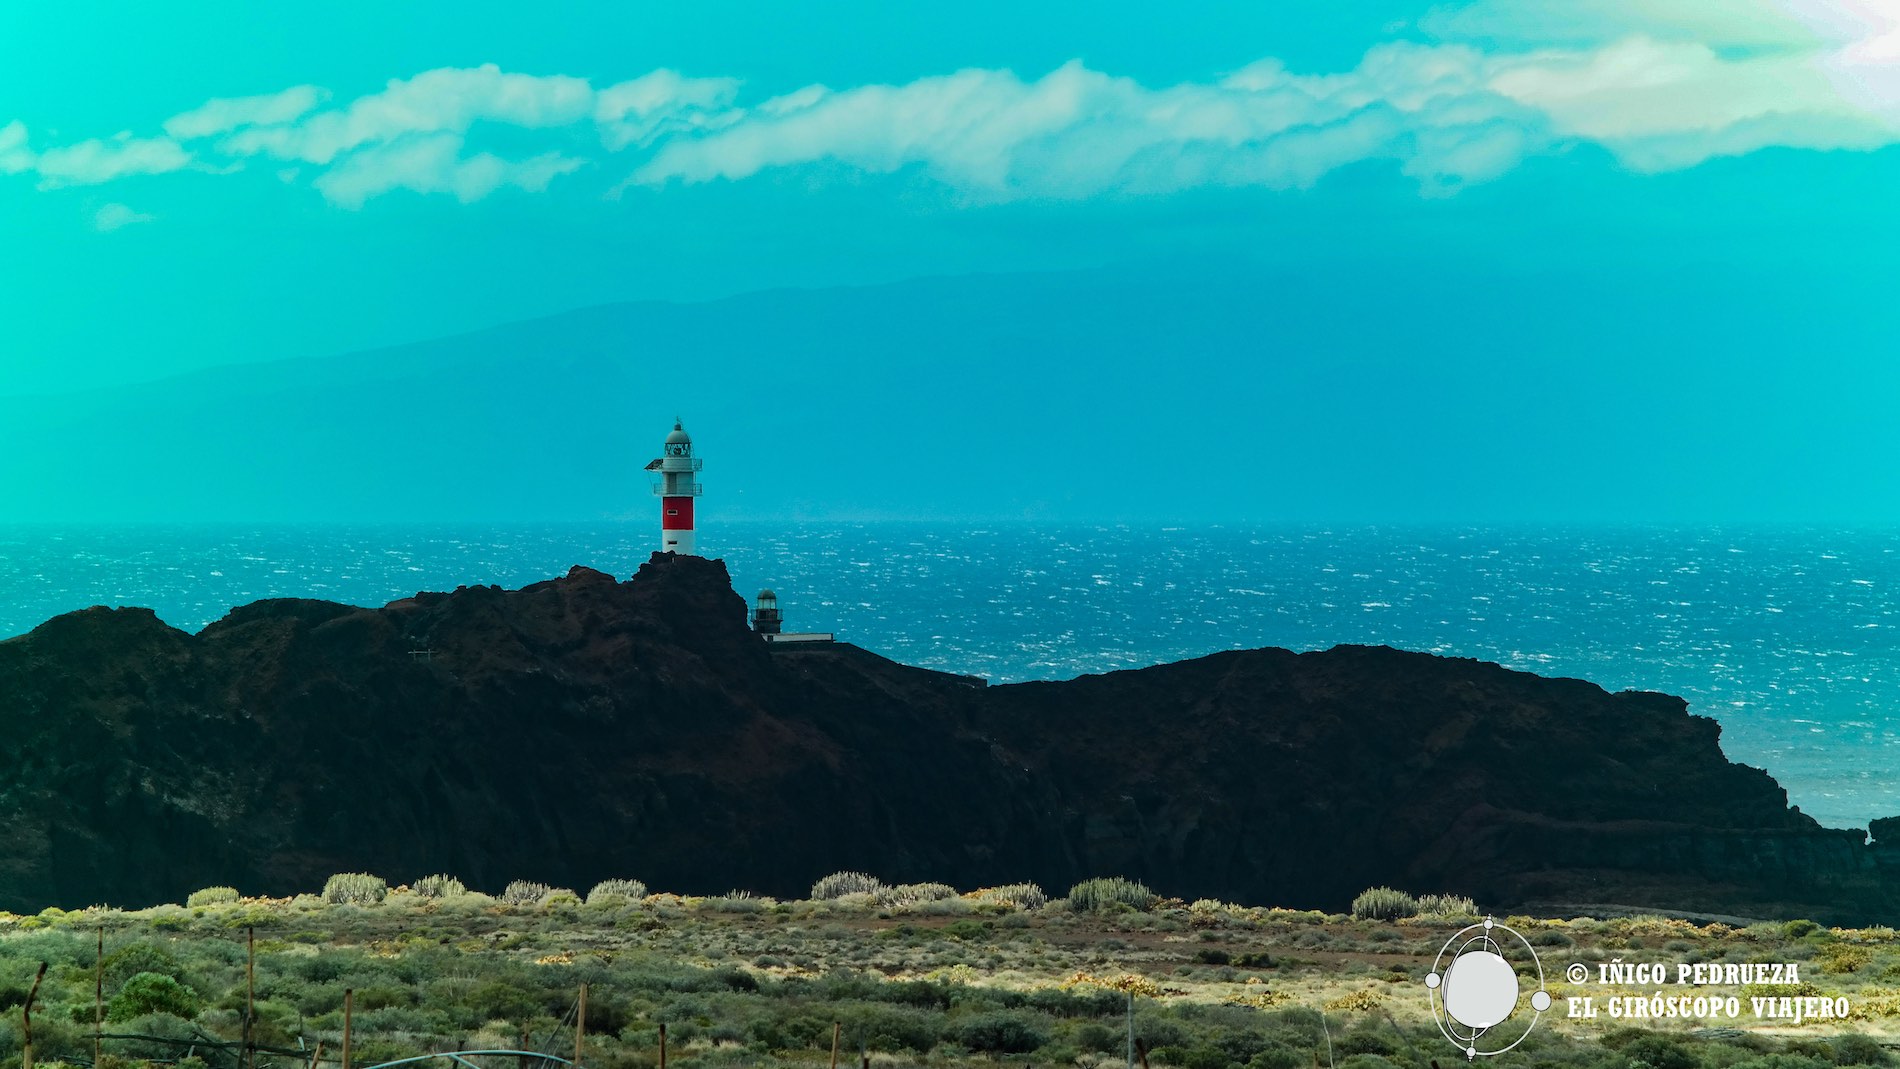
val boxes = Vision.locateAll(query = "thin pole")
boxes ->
[309,1041,325,1069]
[658,1022,667,1069]
[246,926,257,1069]
[341,989,353,1069]
[829,1022,842,1069]
[95,928,104,1069]
[23,961,47,1069]
[1126,991,1134,1069]
[574,984,587,1069]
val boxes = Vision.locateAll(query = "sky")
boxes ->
[5,1,1900,521]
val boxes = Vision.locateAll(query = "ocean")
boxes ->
[3,522,1896,832]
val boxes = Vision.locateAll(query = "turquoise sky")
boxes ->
[5,1,1900,521]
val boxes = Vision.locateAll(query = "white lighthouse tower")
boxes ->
[646,420,702,554]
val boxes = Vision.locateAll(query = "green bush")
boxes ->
[1415,893,1476,919]
[540,888,582,908]
[586,879,648,904]
[411,874,466,899]
[811,871,884,900]
[1349,887,1417,922]
[1832,1034,1891,1067]
[877,882,958,907]
[103,942,184,987]
[972,883,1049,911]
[322,873,388,905]
[185,886,240,907]
[501,880,553,906]
[106,973,202,1022]
[1067,877,1157,913]
[952,1010,1048,1054]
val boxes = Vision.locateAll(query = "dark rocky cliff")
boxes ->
[1,553,1894,922]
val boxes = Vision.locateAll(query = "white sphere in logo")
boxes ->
[1443,951,1519,1029]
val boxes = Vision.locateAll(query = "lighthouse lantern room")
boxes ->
[647,420,702,554]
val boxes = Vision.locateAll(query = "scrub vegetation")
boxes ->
[1,878,1895,1069]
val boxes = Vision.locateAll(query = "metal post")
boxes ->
[247,926,257,1069]
[341,989,354,1069]
[1126,991,1135,1069]
[95,928,104,1069]
[574,984,587,1069]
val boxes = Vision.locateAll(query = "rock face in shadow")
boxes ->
[1,552,1893,922]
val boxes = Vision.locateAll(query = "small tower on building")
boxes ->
[752,589,782,635]
[646,420,702,554]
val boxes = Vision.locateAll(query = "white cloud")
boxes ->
[0,120,32,174]
[1484,36,1893,169]
[311,132,584,208]
[222,64,594,165]
[164,85,329,140]
[629,51,1541,197]
[594,69,741,150]
[34,134,191,187]
[8,7,1900,209]
[93,202,155,231]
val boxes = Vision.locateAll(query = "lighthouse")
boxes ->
[646,420,702,554]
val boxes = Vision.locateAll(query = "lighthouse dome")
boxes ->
[758,589,777,600]
[665,423,691,445]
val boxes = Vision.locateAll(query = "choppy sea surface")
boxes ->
[3,522,1898,831]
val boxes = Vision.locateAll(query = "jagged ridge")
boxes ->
[1,553,1895,922]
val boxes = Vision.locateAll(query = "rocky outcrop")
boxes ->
[0,553,1892,922]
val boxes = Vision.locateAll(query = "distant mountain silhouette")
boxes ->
[1,259,1837,523]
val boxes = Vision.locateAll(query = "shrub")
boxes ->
[185,887,240,907]
[1832,1033,1890,1066]
[952,1010,1048,1054]
[1820,945,1873,975]
[1068,877,1156,913]
[1349,887,1417,922]
[103,942,184,988]
[412,874,466,899]
[811,871,884,900]
[501,880,553,906]
[539,888,582,908]
[1416,893,1476,919]
[586,879,647,905]
[972,883,1048,911]
[322,873,388,905]
[1323,989,1383,1013]
[877,882,958,907]
[106,973,202,1022]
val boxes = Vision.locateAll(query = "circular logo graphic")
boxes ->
[1424,916,1549,1059]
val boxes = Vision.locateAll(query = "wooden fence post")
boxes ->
[341,989,353,1069]
[23,961,48,1069]
[658,1022,667,1069]
[573,983,587,1069]
[829,1021,841,1069]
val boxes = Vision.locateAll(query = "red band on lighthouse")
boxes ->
[663,496,694,530]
